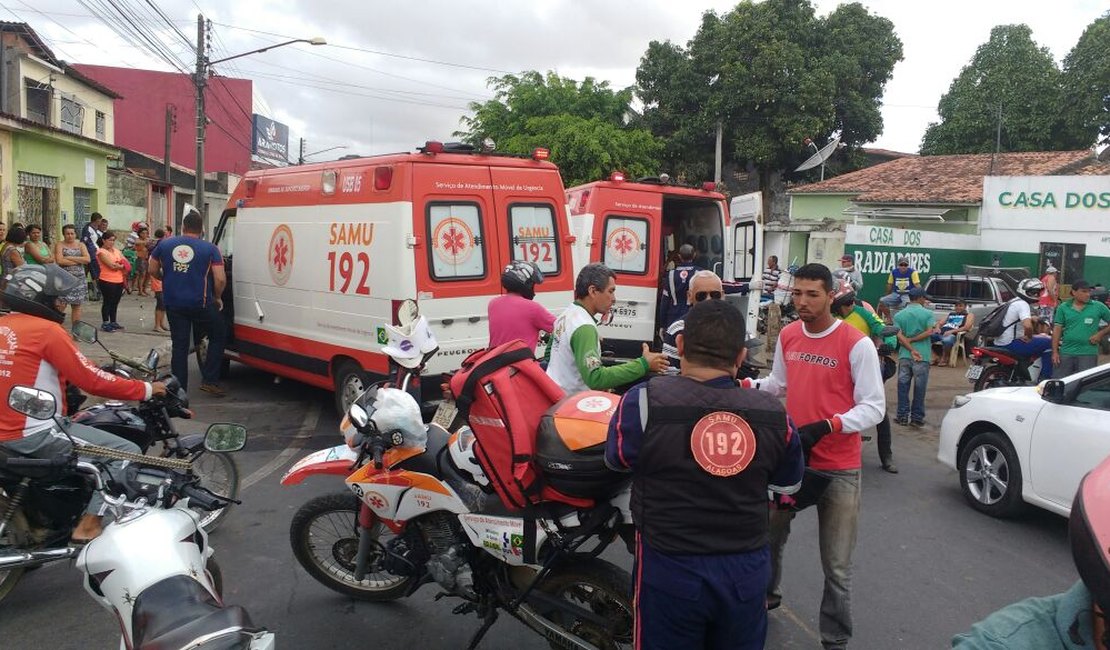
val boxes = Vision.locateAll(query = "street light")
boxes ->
[193,15,325,228]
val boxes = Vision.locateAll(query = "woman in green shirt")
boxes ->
[22,224,54,265]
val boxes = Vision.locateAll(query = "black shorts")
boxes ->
[154,291,164,311]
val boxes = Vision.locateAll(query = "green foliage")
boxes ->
[457,71,661,187]
[635,0,903,181]
[921,23,1098,155]
[1061,12,1110,147]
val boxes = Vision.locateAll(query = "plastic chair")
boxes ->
[949,330,968,367]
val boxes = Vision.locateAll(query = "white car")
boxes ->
[938,363,1110,518]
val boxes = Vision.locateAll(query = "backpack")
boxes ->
[978,298,1021,341]
[449,341,593,512]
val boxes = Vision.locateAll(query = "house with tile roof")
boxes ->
[776,150,1110,304]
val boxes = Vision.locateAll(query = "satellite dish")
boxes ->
[795,136,841,173]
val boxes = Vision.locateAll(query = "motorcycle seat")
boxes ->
[132,575,255,650]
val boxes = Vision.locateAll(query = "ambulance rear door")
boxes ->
[729,192,763,344]
[593,188,659,357]
[412,161,501,374]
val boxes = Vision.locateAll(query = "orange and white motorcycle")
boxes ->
[281,308,635,650]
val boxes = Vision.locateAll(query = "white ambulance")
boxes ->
[563,175,763,359]
[210,142,575,413]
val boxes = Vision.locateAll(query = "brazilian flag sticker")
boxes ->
[376,327,389,345]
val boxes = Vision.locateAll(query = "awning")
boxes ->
[842,206,952,221]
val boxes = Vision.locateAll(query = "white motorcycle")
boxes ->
[1,385,274,650]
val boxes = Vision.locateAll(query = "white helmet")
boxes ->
[448,426,488,487]
[381,315,438,369]
[1016,278,1045,302]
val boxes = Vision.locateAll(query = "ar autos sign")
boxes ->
[252,114,290,163]
[982,176,1110,231]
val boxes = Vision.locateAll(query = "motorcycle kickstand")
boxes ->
[465,609,499,650]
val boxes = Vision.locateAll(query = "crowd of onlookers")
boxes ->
[0,214,171,334]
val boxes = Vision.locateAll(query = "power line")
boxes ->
[241,70,469,111]
[140,0,193,52]
[242,57,482,102]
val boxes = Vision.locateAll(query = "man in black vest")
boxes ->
[606,299,805,649]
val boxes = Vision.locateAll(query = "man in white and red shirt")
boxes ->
[0,265,166,541]
[750,262,884,650]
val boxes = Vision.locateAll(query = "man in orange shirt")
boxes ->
[0,266,166,540]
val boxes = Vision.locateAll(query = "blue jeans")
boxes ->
[897,358,930,423]
[769,469,861,649]
[1001,336,1054,379]
[167,303,226,391]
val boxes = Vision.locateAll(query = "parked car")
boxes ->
[937,362,1110,518]
[924,266,1030,344]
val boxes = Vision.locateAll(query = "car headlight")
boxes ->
[951,395,972,408]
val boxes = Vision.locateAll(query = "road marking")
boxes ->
[241,401,321,491]
[778,604,820,643]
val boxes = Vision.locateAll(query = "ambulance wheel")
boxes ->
[194,336,231,379]
[334,360,368,416]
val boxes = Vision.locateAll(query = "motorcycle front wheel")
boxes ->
[537,559,634,650]
[183,451,240,532]
[289,492,413,601]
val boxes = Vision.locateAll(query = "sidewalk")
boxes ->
[76,291,175,371]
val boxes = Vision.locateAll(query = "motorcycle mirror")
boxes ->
[204,423,247,452]
[71,321,98,344]
[396,299,420,328]
[348,403,370,428]
[143,349,159,371]
[7,385,57,420]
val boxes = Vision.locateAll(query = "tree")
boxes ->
[1060,12,1110,147]
[457,71,661,187]
[920,24,1093,155]
[635,0,903,185]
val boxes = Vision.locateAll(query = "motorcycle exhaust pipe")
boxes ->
[0,546,80,570]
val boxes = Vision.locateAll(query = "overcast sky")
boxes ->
[15,0,1108,164]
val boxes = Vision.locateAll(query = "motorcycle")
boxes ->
[966,345,1044,391]
[283,305,634,650]
[68,321,240,531]
[0,386,272,649]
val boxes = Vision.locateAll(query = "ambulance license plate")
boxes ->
[965,365,984,381]
[433,400,458,429]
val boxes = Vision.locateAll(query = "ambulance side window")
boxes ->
[216,214,235,258]
[426,202,486,280]
[508,203,559,275]
[602,216,649,275]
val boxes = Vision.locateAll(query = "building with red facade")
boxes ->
[73,65,253,176]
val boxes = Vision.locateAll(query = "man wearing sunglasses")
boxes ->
[662,270,725,367]
[879,257,920,321]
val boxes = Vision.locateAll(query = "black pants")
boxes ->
[98,280,124,324]
[167,303,226,391]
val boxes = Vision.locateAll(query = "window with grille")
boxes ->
[95,111,105,140]
[60,97,84,135]
[25,80,49,125]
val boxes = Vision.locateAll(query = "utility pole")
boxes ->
[714,120,723,184]
[298,137,306,165]
[194,14,208,227]
[164,104,176,183]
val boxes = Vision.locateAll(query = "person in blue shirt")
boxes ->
[607,299,804,650]
[657,244,701,340]
[148,210,227,396]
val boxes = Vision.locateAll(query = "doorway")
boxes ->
[1040,242,1086,285]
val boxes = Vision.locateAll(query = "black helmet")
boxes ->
[3,265,81,323]
[501,261,544,299]
[1069,457,1110,620]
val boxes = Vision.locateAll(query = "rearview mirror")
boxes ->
[348,403,369,428]
[204,423,247,452]
[72,321,98,344]
[1040,379,1066,404]
[396,299,419,327]
[8,386,57,420]
[143,349,160,372]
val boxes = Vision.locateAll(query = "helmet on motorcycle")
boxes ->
[1069,456,1110,625]
[1015,278,1045,302]
[381,315,439,369]
[448,425,489,487]
[501,261,544,300]
[2,265,82,323]
[830,278,856,311]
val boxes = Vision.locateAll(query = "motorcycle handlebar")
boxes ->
[2,456,72,470]
[179,483,230,512]
[371,440,385,470]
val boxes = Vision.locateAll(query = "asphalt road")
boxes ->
[0,359,1077,649]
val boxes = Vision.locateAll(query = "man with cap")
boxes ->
[1039,265,1060,327]
[879,256,920,320]
[1052,279,1110,377]
[893,286,936,427]
[837,253,863,292]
